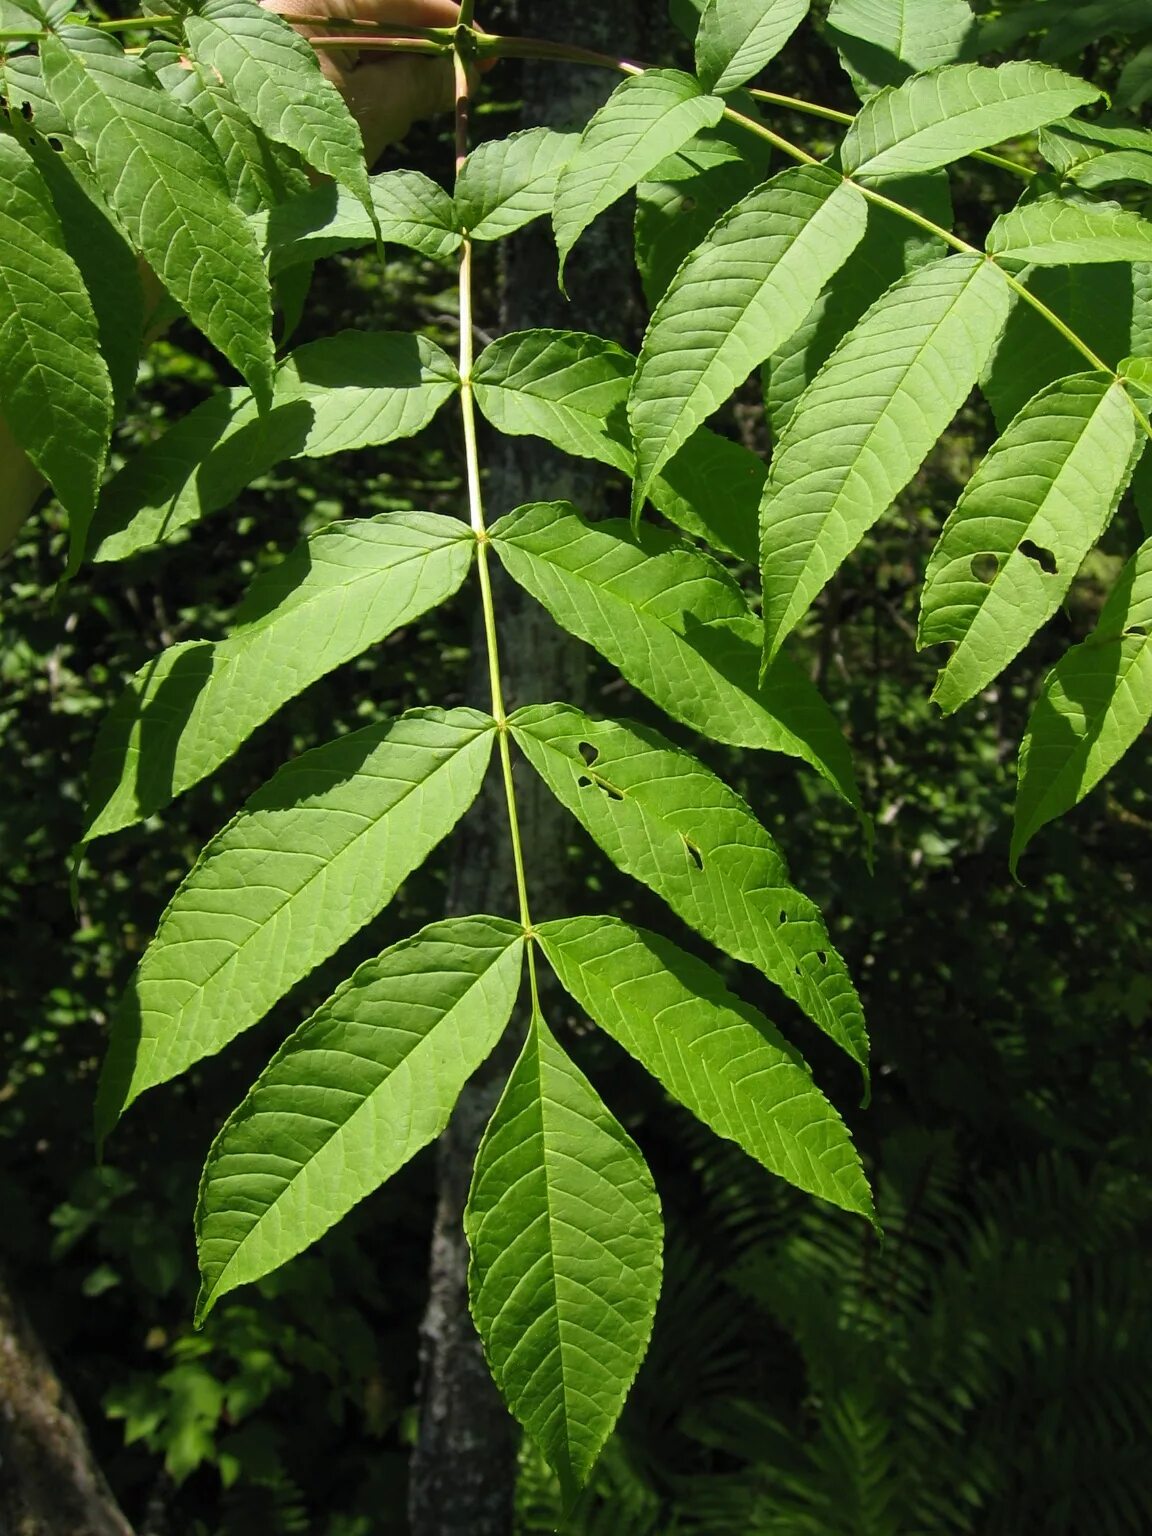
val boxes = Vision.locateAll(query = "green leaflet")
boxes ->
[539,915,873,1217]
[840,62,1102,179]
[636,140,768,309]
[261,171,460,271]
[492,504,863,814]
[765,172,952,439]
[84,513,475,841]
[826,0,974,96]
[1117,42,1152,111]
[465,1011,662,1498]
[182,0,370,207]
[95,707,496,1139]
[513,705,869,1068]
[696,0,810,93]
[196,916,524,1321]
[982,265,1142,430]
[552,71,725,280]
[0,133,112,546]
[1012,539,1152,872]
[88,331,460,562]
[40,29,275,405]
[456,127,578,242]
[920,375,1139,715]
[760,254,1011,662]
[987,194,1152,266]
[1069,153,1152,192]
[472,330,763,560]
[1039,118,1152,190]
[629,165,868,516]
[23,134,144,420]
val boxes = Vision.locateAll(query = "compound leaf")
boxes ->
[84,513,475,841]
[196,916,524,1320]
[513,705,868,1069]
[456,127,578,242]
[1013,539,1152,871]
[696,0,810,93]
[0,133,112,546]
[841,61,1101,179]
[553,71,725,280]
[466,1011,661,1498]
[95,708,496,1139]
[921,374,1139,713]
[760,254,1011,661]
[41,28,274,404]
[539,915,873,1217]
[630,165,867,516]
[183,0,370,205]
[89,331,459,562]
[493,504,862,813]
[987,193,1152,265]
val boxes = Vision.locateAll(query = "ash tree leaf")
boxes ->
[472,331,765,561]
[1068,153,1152,192]
[987,194,1152,266]
[196,916,524,1321]
[84,513,476,842]
[89,331,460,562]
[696,0,810,93]
[466,1010,662,1499]
[492,503,863,816]
[23,134,144,419]
[182,0,371,207]
[920,374,1139,715]
[95,707,497,1140]
[539,915,873,1218]
[262,171,460,271]
[765,172,952,439]
[456,127,578,242]
[629,164,868,518]
[513,705,869,1069]
[981,265,1141,430]
[840,62,1102,180]
[1012,539,1152,873]
[0,133,113,547]
[41,28,275,405]
[552,70,725,282]
[826,0,974,97]
[760,254,1011,663]
[146,38,311,215]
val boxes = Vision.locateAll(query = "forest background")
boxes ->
[1,0,1151,1532]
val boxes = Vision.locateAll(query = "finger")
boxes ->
[346,53,455,162]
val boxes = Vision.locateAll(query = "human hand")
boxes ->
[265,0,462,166]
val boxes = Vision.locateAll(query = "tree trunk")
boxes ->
[0,1267,135,1536]
[407,3,642,1532]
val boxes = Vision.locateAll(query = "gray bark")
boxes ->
[0,1268,135,1536]
[407,3,642,1532]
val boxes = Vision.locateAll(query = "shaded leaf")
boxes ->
[84,513,475,841]
[95,707,497,1138]
[540,915,873,1216]
[0,133,112,549]
[1013,539,1152,872]
[920,375,1139,713]
[513,705,868,1068]
[261,170,460,271]
[826,0,973,97]
[466,1011,661,1498]
[196,916,524,1319]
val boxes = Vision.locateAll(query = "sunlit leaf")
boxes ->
[695,0,810,93]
